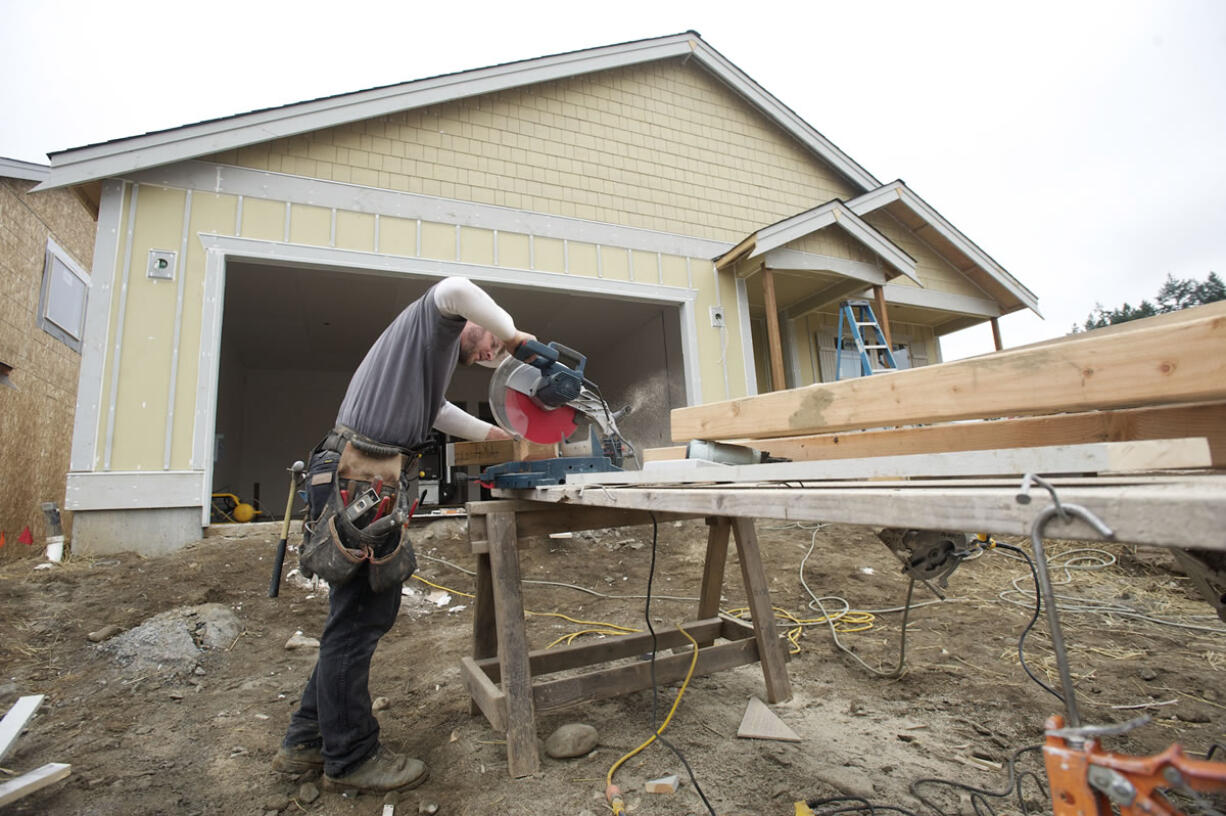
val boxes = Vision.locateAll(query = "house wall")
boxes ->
[0,177,96,561]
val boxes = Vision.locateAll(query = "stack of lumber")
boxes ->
[635,300,1226,482]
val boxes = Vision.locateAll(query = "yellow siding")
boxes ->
[459,227,494,265]
[600,246,630,281]
[499,232,531,269]
[661,255,688,288]
[379,216,417,256]
[170,192,237,469]
[631,250,658,284]
[241,198,284,242]
[110,185,186,470]
[94,183,132,464]
[208,60,858,244]
[290,204,331,245]
[420,221,454,260]
[567,242,597,277]
[788,229,880,265]
[335,211,375,252]
[533,237,564,273]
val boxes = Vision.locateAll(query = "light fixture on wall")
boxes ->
[0,361,16,390]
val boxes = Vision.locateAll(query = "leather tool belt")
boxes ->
[299,426,422,592]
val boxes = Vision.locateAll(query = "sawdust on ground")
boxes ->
[0,517,1222,816]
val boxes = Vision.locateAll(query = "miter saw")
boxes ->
[481,340,632,488]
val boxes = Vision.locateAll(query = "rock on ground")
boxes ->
[99,603,241,677]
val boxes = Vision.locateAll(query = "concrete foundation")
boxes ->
[71,507,204,557]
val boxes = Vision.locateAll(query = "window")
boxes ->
[38,238,90,352]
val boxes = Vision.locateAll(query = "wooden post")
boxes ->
[990,317,1003,351]
[485,512,539,777]
[697,518,731,647]
[872,285,893,350]
[762,268,786,391]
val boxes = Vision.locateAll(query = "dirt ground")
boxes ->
[1,515,1223,816]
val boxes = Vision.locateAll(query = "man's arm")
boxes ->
[433,277,519,343]
[433,400,510,441]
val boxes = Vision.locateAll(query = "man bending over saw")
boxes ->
[274,276,533,793]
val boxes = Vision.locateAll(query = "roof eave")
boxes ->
[0,156,50,182]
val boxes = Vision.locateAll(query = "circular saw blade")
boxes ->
[489,357,579,444]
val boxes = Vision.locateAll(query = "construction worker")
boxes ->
[273,276,533,792]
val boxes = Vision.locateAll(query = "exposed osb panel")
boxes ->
[205,58,861,243]
[0,178,97,561]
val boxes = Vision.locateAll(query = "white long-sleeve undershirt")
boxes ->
[432,277,517,342]
[433,400,495,442]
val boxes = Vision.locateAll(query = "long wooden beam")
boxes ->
[671,303,1226,441]
[498,476,1226,550]
[762,268,786,390]
[647,402,1226,467]
[567,438,1211,487]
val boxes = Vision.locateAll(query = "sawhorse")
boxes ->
[461,499,793,777]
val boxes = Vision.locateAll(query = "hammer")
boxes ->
[268,460,305,598]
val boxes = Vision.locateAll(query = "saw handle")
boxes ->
[514,340,587,378]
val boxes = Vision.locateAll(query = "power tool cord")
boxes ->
[993,542,1064,703]
[642,511,717,815]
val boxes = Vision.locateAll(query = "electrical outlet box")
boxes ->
[709,306,726,328]
[147,250,177,280]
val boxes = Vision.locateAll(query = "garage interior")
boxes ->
[211,260,686,522]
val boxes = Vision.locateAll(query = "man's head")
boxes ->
[458,321,506,367]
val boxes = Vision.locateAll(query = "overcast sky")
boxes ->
[3,0,1223,360]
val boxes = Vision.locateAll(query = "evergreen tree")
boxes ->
[1075,272,1224,332]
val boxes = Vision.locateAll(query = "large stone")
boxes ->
[544,723,599,759]
[99,604,241,676]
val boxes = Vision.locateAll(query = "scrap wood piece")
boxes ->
[670,301,1226,442]
[737,696,800,742]
[0,694,44,765]
[0,762,71,807]
[450,439,558,467]
[649,401,1226,467]
[645,773,681,793]
[572,438,1213,487]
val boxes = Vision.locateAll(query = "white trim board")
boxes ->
[502,476,1226,550]
[39,33,879,192]
[65,471,205,511]
[0,763,72,808]
[0,695,44,764]
[566,438,1212,486]
[124,161,734,261]
[749,201,917,283]
[0,156,49,182]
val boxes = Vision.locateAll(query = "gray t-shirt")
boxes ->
[336,285,466,448]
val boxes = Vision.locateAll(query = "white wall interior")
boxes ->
[213,260,683,521]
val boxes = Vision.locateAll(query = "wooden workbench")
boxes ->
[461,500,793,778]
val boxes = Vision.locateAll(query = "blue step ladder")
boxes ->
[835,299,898,379]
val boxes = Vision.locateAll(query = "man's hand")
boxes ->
[508,330,536,356]
[485,425,512,441]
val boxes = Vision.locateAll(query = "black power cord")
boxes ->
[644,512,717,816]
[993,542,1064,702]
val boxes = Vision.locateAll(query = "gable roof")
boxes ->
[715,200,920,283]
[37,32,880,192]
[847,181,1040,316]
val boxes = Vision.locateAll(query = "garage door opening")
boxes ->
[211,259,686,523]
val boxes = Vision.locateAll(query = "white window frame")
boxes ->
[37,237,90,352]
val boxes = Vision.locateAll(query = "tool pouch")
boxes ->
[367,532,417,593]
[300,509,369,585]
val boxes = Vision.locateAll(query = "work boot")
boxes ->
[323,746,428,793]
[272,742,324,773]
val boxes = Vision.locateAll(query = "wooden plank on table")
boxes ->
[504,476,1226,550]
[451,439,559,467]
[476,619,725,682]
[670,302,1226,441]
[460,656,506,732]
[533,638,763,713]
[653,402,1226,467]
[468,505,699,552]
[568,438,1212,487]
[0,763,71,807]
[0,695,44,765]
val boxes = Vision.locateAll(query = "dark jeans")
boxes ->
[283,569,402,776]
[282,445,405,777]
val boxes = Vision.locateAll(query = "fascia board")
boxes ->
[39,35,698,191]
[752,202,918,283]
[688,40,880,191]
[855,283,1002,318]
[849,182,1042,317]
[0,156,49,182]
[761,249,888,285]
